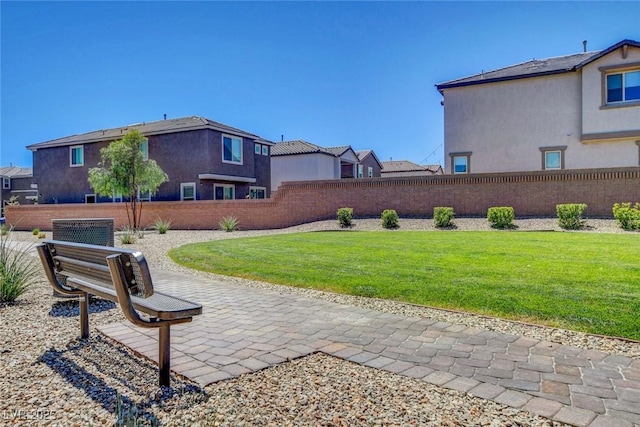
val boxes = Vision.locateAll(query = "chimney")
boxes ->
[583,40,587,53]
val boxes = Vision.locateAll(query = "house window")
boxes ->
[70,145,84,167]
[181,182,196,201]
[138,188,151,201]
[112,191,123,203]
[85,194,96,203]
[262,145,268,156]
[606,70,640,103]
[140,140,149,160]
[255,144,261,155]
[540,146,566,170]
[368,167,373,178]
[214,184,234,200]
[2,178,9,190]
[223,135,243,164]
[357,164,364,178]
[450,152,471,174]
[249,186,266,199]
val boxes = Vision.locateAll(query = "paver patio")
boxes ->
[99,270,640,427]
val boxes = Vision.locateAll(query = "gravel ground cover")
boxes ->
[1,217,636,426]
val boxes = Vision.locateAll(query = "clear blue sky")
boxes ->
[1,1,639,169]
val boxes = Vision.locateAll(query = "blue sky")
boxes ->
[1,1,639,169]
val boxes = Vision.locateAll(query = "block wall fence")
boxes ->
[5,167,640,231]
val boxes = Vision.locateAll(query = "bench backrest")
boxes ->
[38,239,154,298]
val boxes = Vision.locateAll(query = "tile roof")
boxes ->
[381,160,429,172]
[27,116,270,150]
[271,141,354,157]
[436,39,640,91]
[0,166,32,178]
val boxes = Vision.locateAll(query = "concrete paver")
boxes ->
[96,269,640,427]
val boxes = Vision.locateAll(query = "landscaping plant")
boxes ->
[612,202,640,231]
[31,228,40,236]
[153,218,172,234]
[381,209,399,229]
[119,227,137,245]
[556,203,587,230]
[487,206,515,229]
[0,228,40,303]
[219,216,239,232]
[337,207,354,228]
[433,207,455,228]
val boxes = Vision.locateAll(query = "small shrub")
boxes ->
[0,226,7,236]
[487,206,515,229]
[116,392,159,427]
[337,207,354,228]
[612,202,640,231]
[38,232,46,239]
[119,227,137,245]
[153,218,172,235]
[557,203,587,230]
[32,228,40,236]
[0,228,40,303]
[434,207,455,228]
[219,216,239,232]
[381,209,399,229]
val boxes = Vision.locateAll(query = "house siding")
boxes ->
[271,153,338,191]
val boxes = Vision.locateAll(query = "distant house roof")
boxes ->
[0,166,32,178]
[436,39,640,91]
[381,160,442,174]
[271,140,354,157]
[27,116,273,151]
[356,150,383,168]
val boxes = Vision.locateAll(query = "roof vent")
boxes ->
[583,40,587,52]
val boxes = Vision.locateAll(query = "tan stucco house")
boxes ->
[436,39,640,174]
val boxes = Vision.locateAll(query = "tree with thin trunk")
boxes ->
[88,130,168,230]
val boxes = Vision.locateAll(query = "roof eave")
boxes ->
[436,68,575,92]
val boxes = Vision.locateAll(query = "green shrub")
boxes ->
[153,218,172,234]
[219,216,239,232]
[556,204,587,230]
[381,209,399,229]
[337,207,354,228]
[434,207,455,228]
[0,226,6,236]
[612,202,640,231]
[119,227,137,245]
[0,228,40,303]
[32,228,40,235]
[487,207,515,229]
[38,232,46,239]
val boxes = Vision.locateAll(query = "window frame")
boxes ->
[112,191,123,203]
[180,182,196,201]
[70,145,84,167]
[539,146,567,170]
[255,143,262,155]
[84,194,96,203]
[262,145,269,156]
[449,151,471,174]
[140,140,149,160]
[600,63,640,108]
[2,178,10,190]
[357,164,364,178]
[214,184,235,200]
[249,186,266,199]
[137,188,151,202]
[368,167,373,178]
[222,134,243,165]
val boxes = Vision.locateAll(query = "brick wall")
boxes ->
[5,167,639,231]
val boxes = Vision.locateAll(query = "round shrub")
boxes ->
[434,207,455,228]
[487,206,515,229]
[381,209,399,229]
[337,207,354,228]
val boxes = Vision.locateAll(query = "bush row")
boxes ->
[337,202,640,231]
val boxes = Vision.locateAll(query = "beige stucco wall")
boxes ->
[442,51,640,174]
[581,46,640,138]
[271,154,339,190]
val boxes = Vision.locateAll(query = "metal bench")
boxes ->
[37,239,203,387]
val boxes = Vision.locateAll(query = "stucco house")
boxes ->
[436,39,640,174]
[380,161,443,177]
[356,150,383,179]
[26,116,274,203]
[1,166,37,212]
[271,140,378,191]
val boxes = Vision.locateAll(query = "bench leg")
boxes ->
[79,293,89,339]
[159,325,170,387]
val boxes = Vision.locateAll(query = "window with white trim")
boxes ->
[138,188,151,201]
[449,152,471,174]
[181,182,196,201]
[262,145,268,156]
[357,164,364,178]
[140,140,149,160]
[112,191,123,203]
[70,145,84,167]
[249,186,266,199]
[255,144,261,154]
[223,135,243,164]
[606,69,640,104]
[367,167,373,178]
[214,184,234,200]
[85,194,96,203]
[539,146,566,170]
[2,178,9,190]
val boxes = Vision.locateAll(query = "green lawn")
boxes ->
[169,231,640,340]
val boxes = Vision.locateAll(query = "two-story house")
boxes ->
[26,116,273,203]
[436,39,640,174]
[270,140,381,191]
[1,166,37,213]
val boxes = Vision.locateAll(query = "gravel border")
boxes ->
[2,217,636,426]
